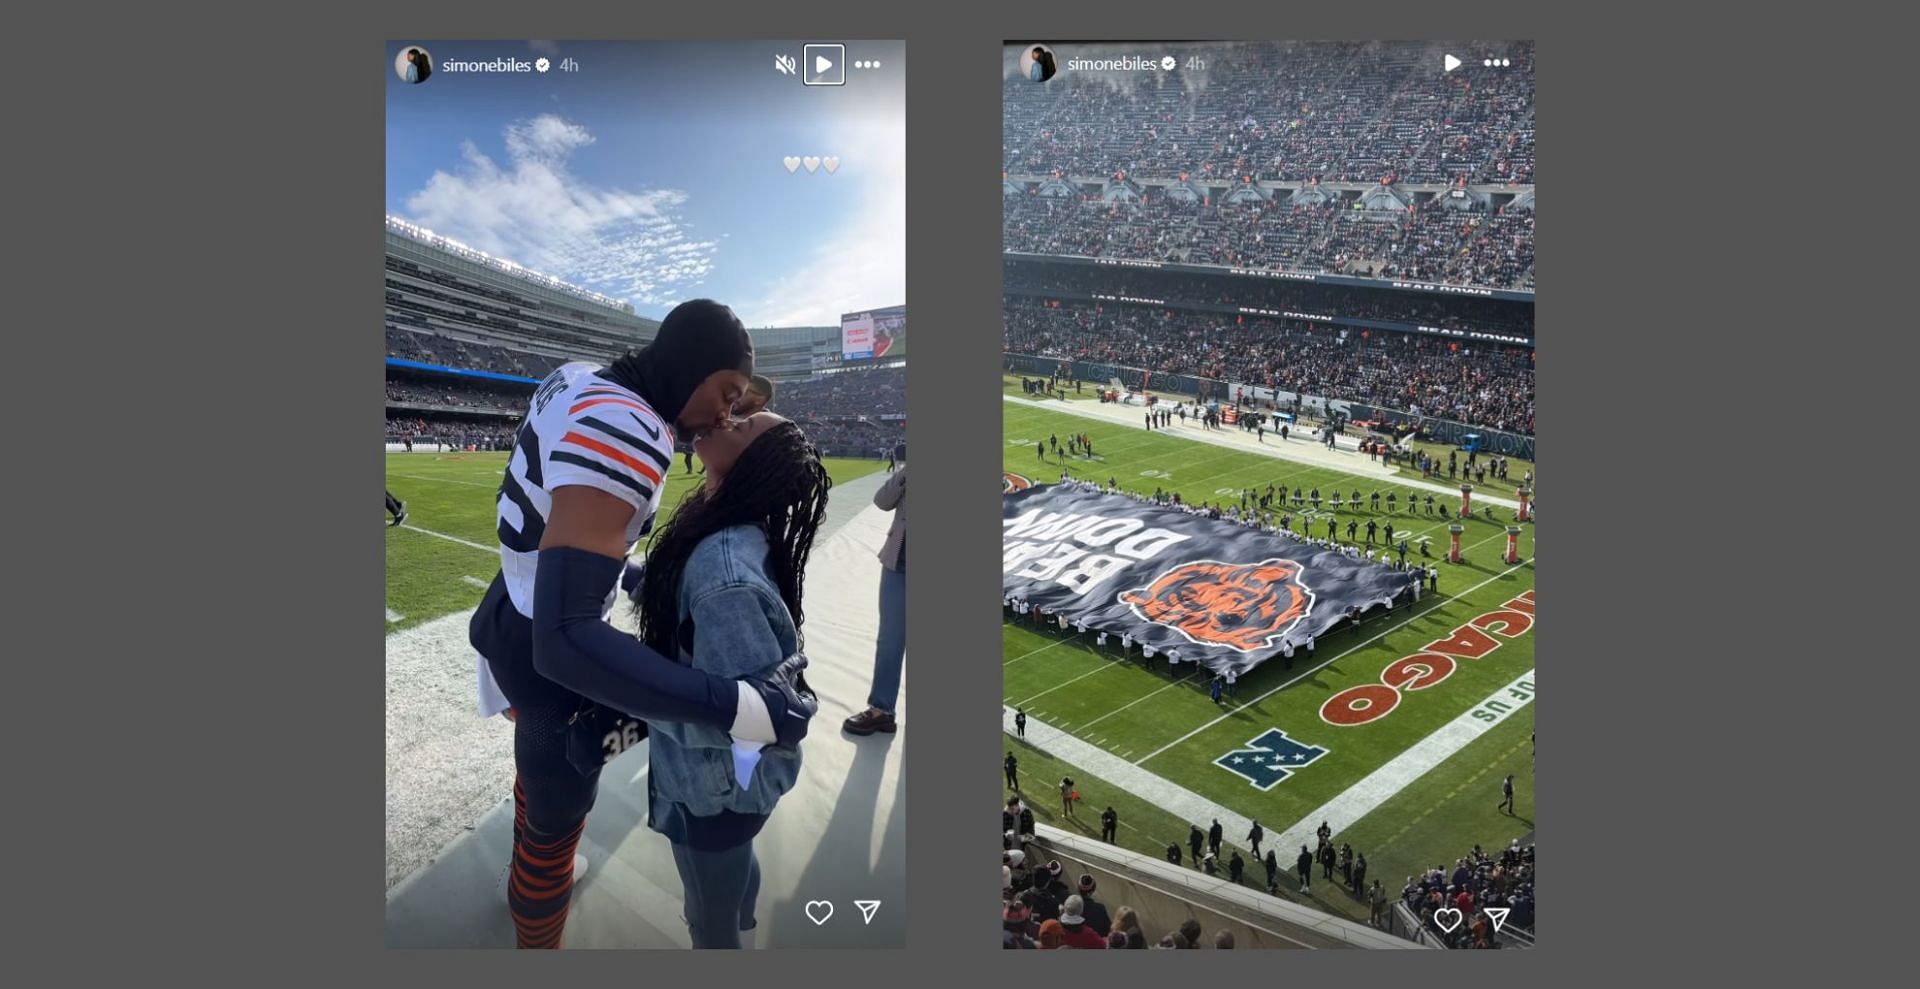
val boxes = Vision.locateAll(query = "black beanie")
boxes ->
[606,299,753,428]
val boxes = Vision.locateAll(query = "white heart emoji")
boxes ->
[1433,907,1462,933]
[783,156,800,173]
[822,157,840,173]
[803,156,821,173]
[805,900,834,925]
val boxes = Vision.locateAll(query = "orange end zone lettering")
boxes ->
[1382,652,1457,691]
[1322,683,1400,726]
[1423,623,1500,660]
[1470,609,1535,639]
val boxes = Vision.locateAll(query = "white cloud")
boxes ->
[737,116,906,327]
[400,114,717,307]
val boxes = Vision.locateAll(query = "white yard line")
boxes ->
[1003,637,1075,666]
[400,524,497,554]
[1008,660,1124,708]
[1268,671,1535,859]
[1006,703,1257,847]
[390,473,499,489]
[460,576,490,589]
[386,608,405,623]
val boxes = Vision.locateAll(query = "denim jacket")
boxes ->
[645,524,804,821]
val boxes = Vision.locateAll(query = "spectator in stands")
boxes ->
[1296,845,1313,893]
[1057,896,1107,948]
[1036,920,1067,949]
[1003,796,1035,843]
[1177,919,1204,949]
[1003,902,1036,948]
[1213,930,1235,949]
[1076,875,1111,936]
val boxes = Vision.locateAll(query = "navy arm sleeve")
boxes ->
[532,546,737,727]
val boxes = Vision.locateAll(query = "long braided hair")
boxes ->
[634,420,831,657]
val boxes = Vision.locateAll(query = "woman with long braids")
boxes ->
[632,411,831,948]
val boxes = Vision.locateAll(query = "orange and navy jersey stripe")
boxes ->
[544,381,674,505]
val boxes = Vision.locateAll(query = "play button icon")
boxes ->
[1444,54,1462,73]
[804,44,845,86]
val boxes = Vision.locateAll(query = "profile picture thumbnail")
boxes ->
[396,46,432,84]
[1022,44,1058,83]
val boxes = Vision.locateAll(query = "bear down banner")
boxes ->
[1004,484,1419,678]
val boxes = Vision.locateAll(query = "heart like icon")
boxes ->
[822,157,840,174]
[803,156,822,173]
[805,900,834,925]
[1432,907,1463,933]
[783,157,801,173]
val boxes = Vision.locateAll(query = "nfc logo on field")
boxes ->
[1215,728,1329,790]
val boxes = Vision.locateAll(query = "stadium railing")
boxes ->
[1023,824,1424,949]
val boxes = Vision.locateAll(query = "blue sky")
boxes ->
[387,40,904,327]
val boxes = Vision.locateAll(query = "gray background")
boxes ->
[14,0,1885,981]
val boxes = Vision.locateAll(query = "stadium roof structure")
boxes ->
[1288,183,1336,207]
[1507,188,1535,213]
[1222,182,1269,204]
[1033,176,1078,198]
[385,215,635,315]
[1355,183,1411,213]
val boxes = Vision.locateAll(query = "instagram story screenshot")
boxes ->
[1000,40,1533,950]
[383,39,906,949]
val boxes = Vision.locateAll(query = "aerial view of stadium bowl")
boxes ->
[383,39,907,950]
[999,39,1533,950]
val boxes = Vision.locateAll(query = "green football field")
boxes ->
[384,452,887,632]
[1002,397,1535,927]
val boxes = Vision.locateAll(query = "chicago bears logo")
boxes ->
[1003,471,1033,494]
[1118,558,1314,652]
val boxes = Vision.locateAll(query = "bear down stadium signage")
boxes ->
[1003,484,1418,678]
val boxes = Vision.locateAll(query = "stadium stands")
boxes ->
[1006,298,1534,436]
[1003,196,1533,291]
[1003,259,1536,338]
[1400,841,1535,949]
[1004,41,1534,187]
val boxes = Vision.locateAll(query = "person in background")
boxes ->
[844,466,908,735]
[1076,875,1111,936]
[734,374,775,417]
[1058,896,1107,948]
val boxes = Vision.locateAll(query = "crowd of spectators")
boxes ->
[1004,40,1534,187]
[386,325,572,379]
[1006,298,1534,435]
[384,414,515,451]
[385,362,907,458]
[385,376,530,412]
[1003,258,1536,338]
[1004,195,1534,291]
[1401,840,1536,948]
[774,365,906,417]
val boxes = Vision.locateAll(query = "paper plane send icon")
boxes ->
[1483,907,1510,933]
[1444,54,1462,72]
[855,900,881,925]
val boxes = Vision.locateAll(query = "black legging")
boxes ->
[473,576,606,948]
[386,490,403,518]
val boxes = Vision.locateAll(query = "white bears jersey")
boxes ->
[494,362,676,619]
